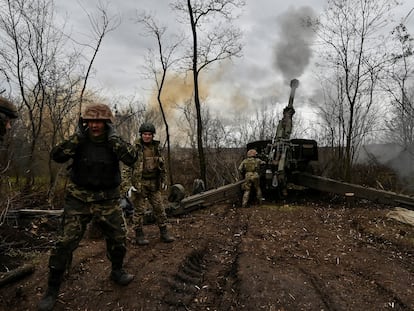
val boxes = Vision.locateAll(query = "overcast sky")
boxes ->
[55,0,414,118]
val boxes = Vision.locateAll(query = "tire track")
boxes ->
[163,206,249,310]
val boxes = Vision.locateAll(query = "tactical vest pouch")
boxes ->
[143,156,158,173]
[244,160,256,172]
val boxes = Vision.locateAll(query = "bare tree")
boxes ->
[136,12,183,185]
[77,2,121,114]
[44,55,83,196]
[204,115,241,186]
[382,13,414,147]
[313,0,399,181]
[384,89,414,147]
[177,97,198,149]
[171,0,244,187]
[114,98,146,143]
[226,99,283,149]
[0,0,78,186]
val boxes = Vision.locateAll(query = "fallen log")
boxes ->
[7,209,63,217]
[0,264,35,287]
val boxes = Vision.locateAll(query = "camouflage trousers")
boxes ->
[48,194,127,272]
[242,172,263,207]
[128,178,168,231]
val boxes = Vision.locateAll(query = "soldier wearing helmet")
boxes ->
[238,149,265,208]
[38,103,137,311]
[0,96,18,142]
[123,121,174,245]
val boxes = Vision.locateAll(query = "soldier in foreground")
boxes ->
[124,122,174,245]
[238,149,265,208]
[0,96,18,142]
[38,103,137,311]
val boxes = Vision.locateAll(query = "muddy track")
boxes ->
[162,206,249,310]
[0,201,413,310]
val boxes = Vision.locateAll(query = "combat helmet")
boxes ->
[0,96,18,119]
[139,122,156,134]
[247,149,257,157]
[82,103,114,123]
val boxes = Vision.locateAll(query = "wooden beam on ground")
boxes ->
[0,264,35,288]
[7,209,63,217]
[7,182,244,221]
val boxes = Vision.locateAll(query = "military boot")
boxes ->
[135,228,149,246]
[160,226,175,243]
[110,263,134,286]
[38,269,64,311]
[242,191,250,208]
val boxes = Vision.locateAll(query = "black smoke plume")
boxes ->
[274,6,316,82]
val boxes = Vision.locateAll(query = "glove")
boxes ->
[120,196,134,217]
[161,183,168,191]
[106,123,119,141]
[127,186,137,197]
[76,117,87,139]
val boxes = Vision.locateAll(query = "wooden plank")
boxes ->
[0,264,35,288]
[7,209,63,217]
[7,182,244,219]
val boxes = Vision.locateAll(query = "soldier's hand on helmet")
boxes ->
[106,123,119,141]
[75,117,87,139]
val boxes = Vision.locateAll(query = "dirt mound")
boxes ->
[0,195,413,310]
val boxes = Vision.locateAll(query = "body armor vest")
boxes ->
[70,140,120,190]
[244,158,259,173]
[138,142,161,180]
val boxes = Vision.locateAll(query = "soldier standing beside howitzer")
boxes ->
[123,122,174,245]
[238,149,266,208]
[0,96,18,143]
[38,103,137,311]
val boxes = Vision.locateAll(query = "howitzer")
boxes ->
[248,78,318,198]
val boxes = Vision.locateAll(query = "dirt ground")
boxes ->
[0,189,414,311]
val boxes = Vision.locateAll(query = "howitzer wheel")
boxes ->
[168,184,186,203]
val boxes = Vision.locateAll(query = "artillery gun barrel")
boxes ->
[287,79,299,109]
[273,78,299,142]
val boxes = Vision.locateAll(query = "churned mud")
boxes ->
[1,191,413,310]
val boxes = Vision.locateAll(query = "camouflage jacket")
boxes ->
[121,138,166,193]
[238,157,265,177]
[51,132,137,202]
[0,112,10,142]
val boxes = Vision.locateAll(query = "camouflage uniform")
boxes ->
[48,133,136,271]
[39,103,137,311]
[0,96,18,142]
[0,97,18,200]
[238,149,265,207]
[123,123,174,245]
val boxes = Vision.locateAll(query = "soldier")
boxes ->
[0,96,18,142]
[238,149,265,208]
[38,103,137,311]
[124,122,174,246]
